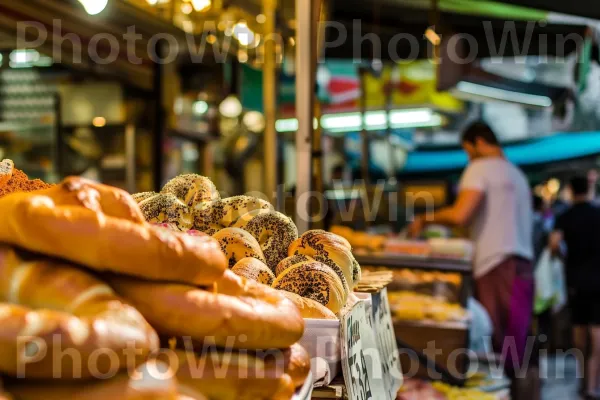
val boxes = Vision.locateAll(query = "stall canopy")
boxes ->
[402,131,600,174]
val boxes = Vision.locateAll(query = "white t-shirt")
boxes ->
[459,158,533,278]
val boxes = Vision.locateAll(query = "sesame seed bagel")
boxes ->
[276,253,350,296]
[137,193,193,231]
[288,230,360,290]
[272,259,346,314]
[213,228,266,268]
[232,257,276,285]
[234,211,299,272]
[132,191,157,203]
[161,174,219,207]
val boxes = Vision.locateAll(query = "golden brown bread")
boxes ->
[108,270,304,350]
[213,227,266,268]
[273,257,346,314]
[0,246,158,379]
[171,347,301,400]
[161,174,220,206]
[280,291,338,320]
[231,257,275,285]
[0,177,227,285]
[4,359,185,400]
[137,193,193,232]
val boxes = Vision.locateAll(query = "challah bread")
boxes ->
[273,258,347,314]
[280,291,338,320]
[171,349,297,400]
[0,246,158,379]
[0,177,227,285]
[213,227,266,268]
[137,193,193,232]
[108,270,304,350]
[161,174,219,206]
[193,196,273,235]
[232,257,275,285]
[234,211,299,272]
[4,359,184,400]
[276,253,350,295]
[289,230,360,289]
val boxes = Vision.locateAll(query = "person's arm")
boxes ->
[549,214,566,258]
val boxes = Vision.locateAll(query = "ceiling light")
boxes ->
[207,34,217,44]
[93,117,107,127]
[219,95,243,118]
[256,14,267,24]
[181,3,193,14]
[243,111,266,133]
[276,118,298,133]
[78,0,108,15]
[455,81,552,107]
[10,50,39,64]
[147,0,158,4]
[193,100,209,116]
[191,0,211,12]
[232,21,255,47]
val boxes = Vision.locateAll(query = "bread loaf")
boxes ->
[0,177,227,285]
[4,359,185,400]
[213,227,266,268]
[108,270,304,350]
[273,258,346,314]
[0,246,158,379]
[231,257,275,285]
[280,291,338,320]
[234,211,299,272]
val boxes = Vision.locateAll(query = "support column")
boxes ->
[263,0,278,206]
[295,0,317,234]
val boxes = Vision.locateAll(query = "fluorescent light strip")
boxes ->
[456,81,552,107]
[276,108,442,133]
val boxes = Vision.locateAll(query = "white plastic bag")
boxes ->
[534,249,554,314]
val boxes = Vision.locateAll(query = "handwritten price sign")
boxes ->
[372,288,403,398]
[341,300,386,400]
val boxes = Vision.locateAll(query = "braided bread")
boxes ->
[0,246,158,379]
[273,257,347,313]
[161,174,219,206]
[289,230,361,289]
[0,177,227,285]
[234,211,299,272]
[231,257,275,285]
[108,270,304,350]
[212,228,266,268]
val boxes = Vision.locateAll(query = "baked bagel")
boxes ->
[194,196,273,235]
[0,177,228,285]
[272,258,346,314]
[276,253,350,295]
[280,291,338,320]
[213,228,266,268]
[289,230,360,289]
[132,191,157,203]
[161,174,219,206]
[234,211,299,272]
[232,257,275,285]
[109,270,304,350]
[4,359,184,400]
[0,246,158,379]
[137,193,193,231]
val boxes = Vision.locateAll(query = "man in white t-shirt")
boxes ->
[409,122,535,383]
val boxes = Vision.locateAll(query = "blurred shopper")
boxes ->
[551,176,600,399]
[409,122,536,399]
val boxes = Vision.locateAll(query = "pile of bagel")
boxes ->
[134,174,362,319]
[0,176,311,400]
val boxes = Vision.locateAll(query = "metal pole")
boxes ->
[263,0,278,206]
[359,68,370,185]
[295,0,315,234]
[125,124,136,193]
[311,0,324,229]
[153,45,165,192]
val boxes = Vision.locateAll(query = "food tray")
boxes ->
[299,318,341,384]
[292,371,313,400]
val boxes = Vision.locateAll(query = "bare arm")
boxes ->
[427,190,484,227]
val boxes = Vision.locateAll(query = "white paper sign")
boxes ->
[371,288,403,398]
[341,300,387,400]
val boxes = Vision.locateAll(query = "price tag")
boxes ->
[340,300,387,400]
[371,288,403,398]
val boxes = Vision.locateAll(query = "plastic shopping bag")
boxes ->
[534,249,554,315]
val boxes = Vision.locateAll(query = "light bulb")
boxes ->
[191,0,211,12]
[78,0,108,15]
[232,22,254,47]
[219,96,242,119]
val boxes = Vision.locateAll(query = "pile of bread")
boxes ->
[0,176,313,400]
[133,174,363,319]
